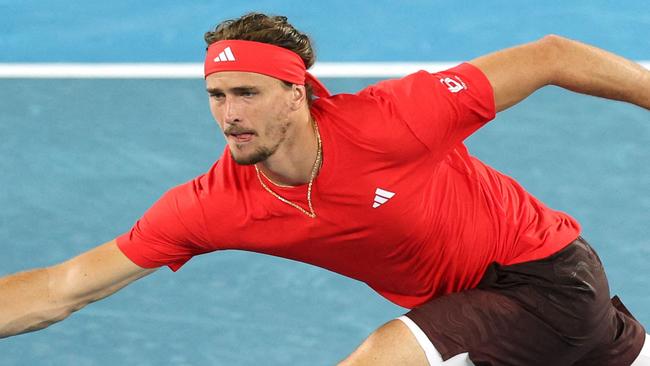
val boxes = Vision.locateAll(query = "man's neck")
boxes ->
[256,112,319,187]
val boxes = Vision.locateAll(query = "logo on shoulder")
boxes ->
[439,76,467,93]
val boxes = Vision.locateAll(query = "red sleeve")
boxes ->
[361,62,496,156]
[116,177,211,271]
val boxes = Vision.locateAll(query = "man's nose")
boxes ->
[223,99,240,124]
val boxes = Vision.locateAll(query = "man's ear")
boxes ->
[289,84,307,110]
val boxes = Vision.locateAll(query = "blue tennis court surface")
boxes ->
[1,2,648,365]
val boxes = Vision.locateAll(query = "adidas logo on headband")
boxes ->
[213,46,236,62]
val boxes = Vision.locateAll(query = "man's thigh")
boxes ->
[337,318,473,366]
[337,319,428,366]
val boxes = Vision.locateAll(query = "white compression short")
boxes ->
[631,334,650,366]
[397,316,474,366]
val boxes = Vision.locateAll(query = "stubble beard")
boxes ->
[230,144,276,165]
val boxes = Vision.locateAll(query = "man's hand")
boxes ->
[470,35,650,113]
[0,239,156,338]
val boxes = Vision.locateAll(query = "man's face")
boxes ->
[206,71,296,165]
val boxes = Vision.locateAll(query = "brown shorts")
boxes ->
[405,236,646,366]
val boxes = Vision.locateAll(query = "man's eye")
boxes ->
[210,93,225,99]
[241,91,256,97]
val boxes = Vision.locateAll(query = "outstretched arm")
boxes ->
[469,34,650,112]
[0,239,156,338]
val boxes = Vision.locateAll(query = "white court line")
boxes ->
[0,61,648,78]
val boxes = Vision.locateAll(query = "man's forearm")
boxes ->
[470,35,650,112]
[0,268,73,338]
[548,35,650,110]
[1,240,157,339]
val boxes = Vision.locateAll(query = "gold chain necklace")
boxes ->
[255,119,322,218]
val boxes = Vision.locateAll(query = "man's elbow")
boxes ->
[531,34,571,85]
[539,34,570,46]
[539,34,575,58]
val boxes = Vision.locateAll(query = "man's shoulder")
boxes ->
[310,92,430,158]
[313,70,433,104]
[311,71,440,121]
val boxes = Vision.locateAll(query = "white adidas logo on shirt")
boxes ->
[213,46,236,62]
[373,188,395,208]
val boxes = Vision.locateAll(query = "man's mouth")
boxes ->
[228,132,255,143]
[226,128,255,143]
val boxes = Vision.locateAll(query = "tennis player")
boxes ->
[1,12,649,366]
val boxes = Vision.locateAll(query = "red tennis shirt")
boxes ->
[117,63,581,309]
